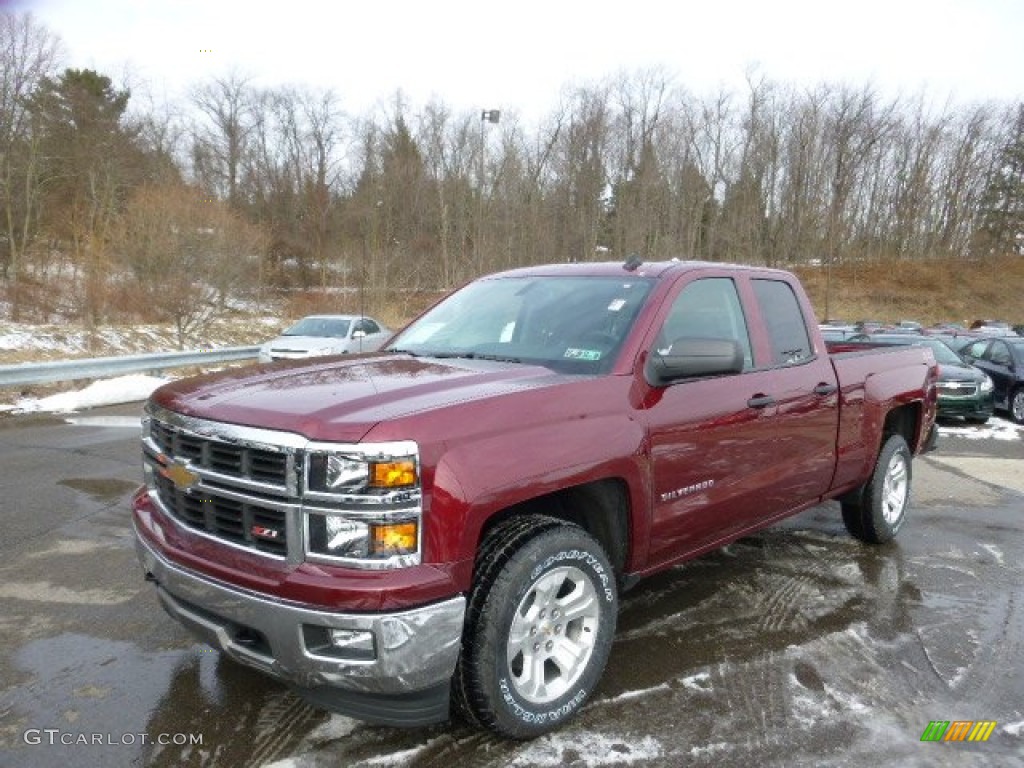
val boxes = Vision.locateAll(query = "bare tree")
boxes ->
[0,11,62,318]
[191,73,257,207]
[115,183,265,346]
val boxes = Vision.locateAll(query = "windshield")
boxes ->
[387,274,654,373]
[284,317,351,337]
[920,339,965,365]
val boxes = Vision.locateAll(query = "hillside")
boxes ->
[793,256,1023,326]
[3,256,1021,368]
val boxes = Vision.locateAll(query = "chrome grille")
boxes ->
[143,408,302,560]
[153,474,288,557]
[149,420,289,486]
[938,382,978,398]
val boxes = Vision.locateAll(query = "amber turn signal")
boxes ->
[370,460,417,488]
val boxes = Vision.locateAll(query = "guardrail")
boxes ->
[0,346,261,388]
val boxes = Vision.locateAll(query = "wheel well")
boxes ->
[883,404,920,451]
[478,479,630,580]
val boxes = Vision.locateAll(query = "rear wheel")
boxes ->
[842,434,912,544]
[453,516,617,738]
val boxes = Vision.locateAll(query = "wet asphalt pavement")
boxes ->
[0,404,1022,768]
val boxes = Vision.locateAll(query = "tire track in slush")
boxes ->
[249,692,326,767]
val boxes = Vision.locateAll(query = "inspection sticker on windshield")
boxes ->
[564,348,602,361]
[607,298,626,311]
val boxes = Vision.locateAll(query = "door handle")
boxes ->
[813,383,838,395]
[747,394,775,409]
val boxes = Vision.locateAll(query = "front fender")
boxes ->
[428,413,649,588]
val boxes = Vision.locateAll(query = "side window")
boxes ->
[965,340,989,360]
[989,342,1011,366]
[656,278,753,369]
[361,319,381,335]
[751,279,812,366]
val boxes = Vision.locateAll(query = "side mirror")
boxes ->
[645,338,744,386]
[352,330,367,339]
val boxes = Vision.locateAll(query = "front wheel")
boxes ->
[1011,387,1024,423]
[453,517,617,738]
[842,434,912,544]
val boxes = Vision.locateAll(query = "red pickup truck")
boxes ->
[133,260,938,738]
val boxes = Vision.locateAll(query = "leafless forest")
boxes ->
[2,12,1022,340]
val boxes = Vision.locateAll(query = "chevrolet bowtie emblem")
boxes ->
[161,461,199,492]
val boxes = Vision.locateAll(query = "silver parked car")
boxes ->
[258,315,391,362]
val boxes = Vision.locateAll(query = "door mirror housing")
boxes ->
[645,338,744,386]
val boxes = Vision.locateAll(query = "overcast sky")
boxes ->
[12,0,1024,121]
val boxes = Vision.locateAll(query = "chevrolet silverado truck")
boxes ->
[133,260,938,738]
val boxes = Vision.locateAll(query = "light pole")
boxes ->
[477,109,500,269]
[479,109,500,183]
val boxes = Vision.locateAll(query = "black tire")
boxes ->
[841,434,912,544]
[1011,387,1024,424]
[452,516,617,738]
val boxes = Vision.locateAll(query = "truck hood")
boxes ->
[150,354,576,442]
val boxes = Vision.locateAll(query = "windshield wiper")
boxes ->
[427,351,523,363]
[467,353,523,363]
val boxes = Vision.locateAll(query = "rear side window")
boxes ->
[989,342,1011,366]
[752,279,812,366]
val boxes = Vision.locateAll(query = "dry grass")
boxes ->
[3,258,1020,367]
[793,256,1024,326]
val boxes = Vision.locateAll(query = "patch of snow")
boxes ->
[688,742,731,758]
[303,714,359,744]
[1003,720,1024,737]
[680,671,713,691]
[979,543,1005,566]
[64,415,143,429]
[356,736,445,766]
[599,682,671,703]
[510,733,663,767]
[938,417,1023,441]
[822,683,868,712]
[3,374,169,414]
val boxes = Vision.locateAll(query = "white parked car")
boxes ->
[257,315,391,362]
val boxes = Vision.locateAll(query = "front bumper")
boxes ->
[134,531,465,726]
[936,393,994,421]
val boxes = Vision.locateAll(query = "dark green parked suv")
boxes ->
[848,335,995,423]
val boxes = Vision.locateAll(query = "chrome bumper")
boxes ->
[134,532,465,706]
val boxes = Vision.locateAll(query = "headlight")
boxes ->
[304,441,421,568]
[980,375,994,393]
[307,513,419,562]
[308,453,417,493]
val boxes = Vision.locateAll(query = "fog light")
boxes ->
[371,522,418,555]
[380,618,414,650]
[329,628,375,656]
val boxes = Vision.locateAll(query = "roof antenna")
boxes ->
[623,254,643,272]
